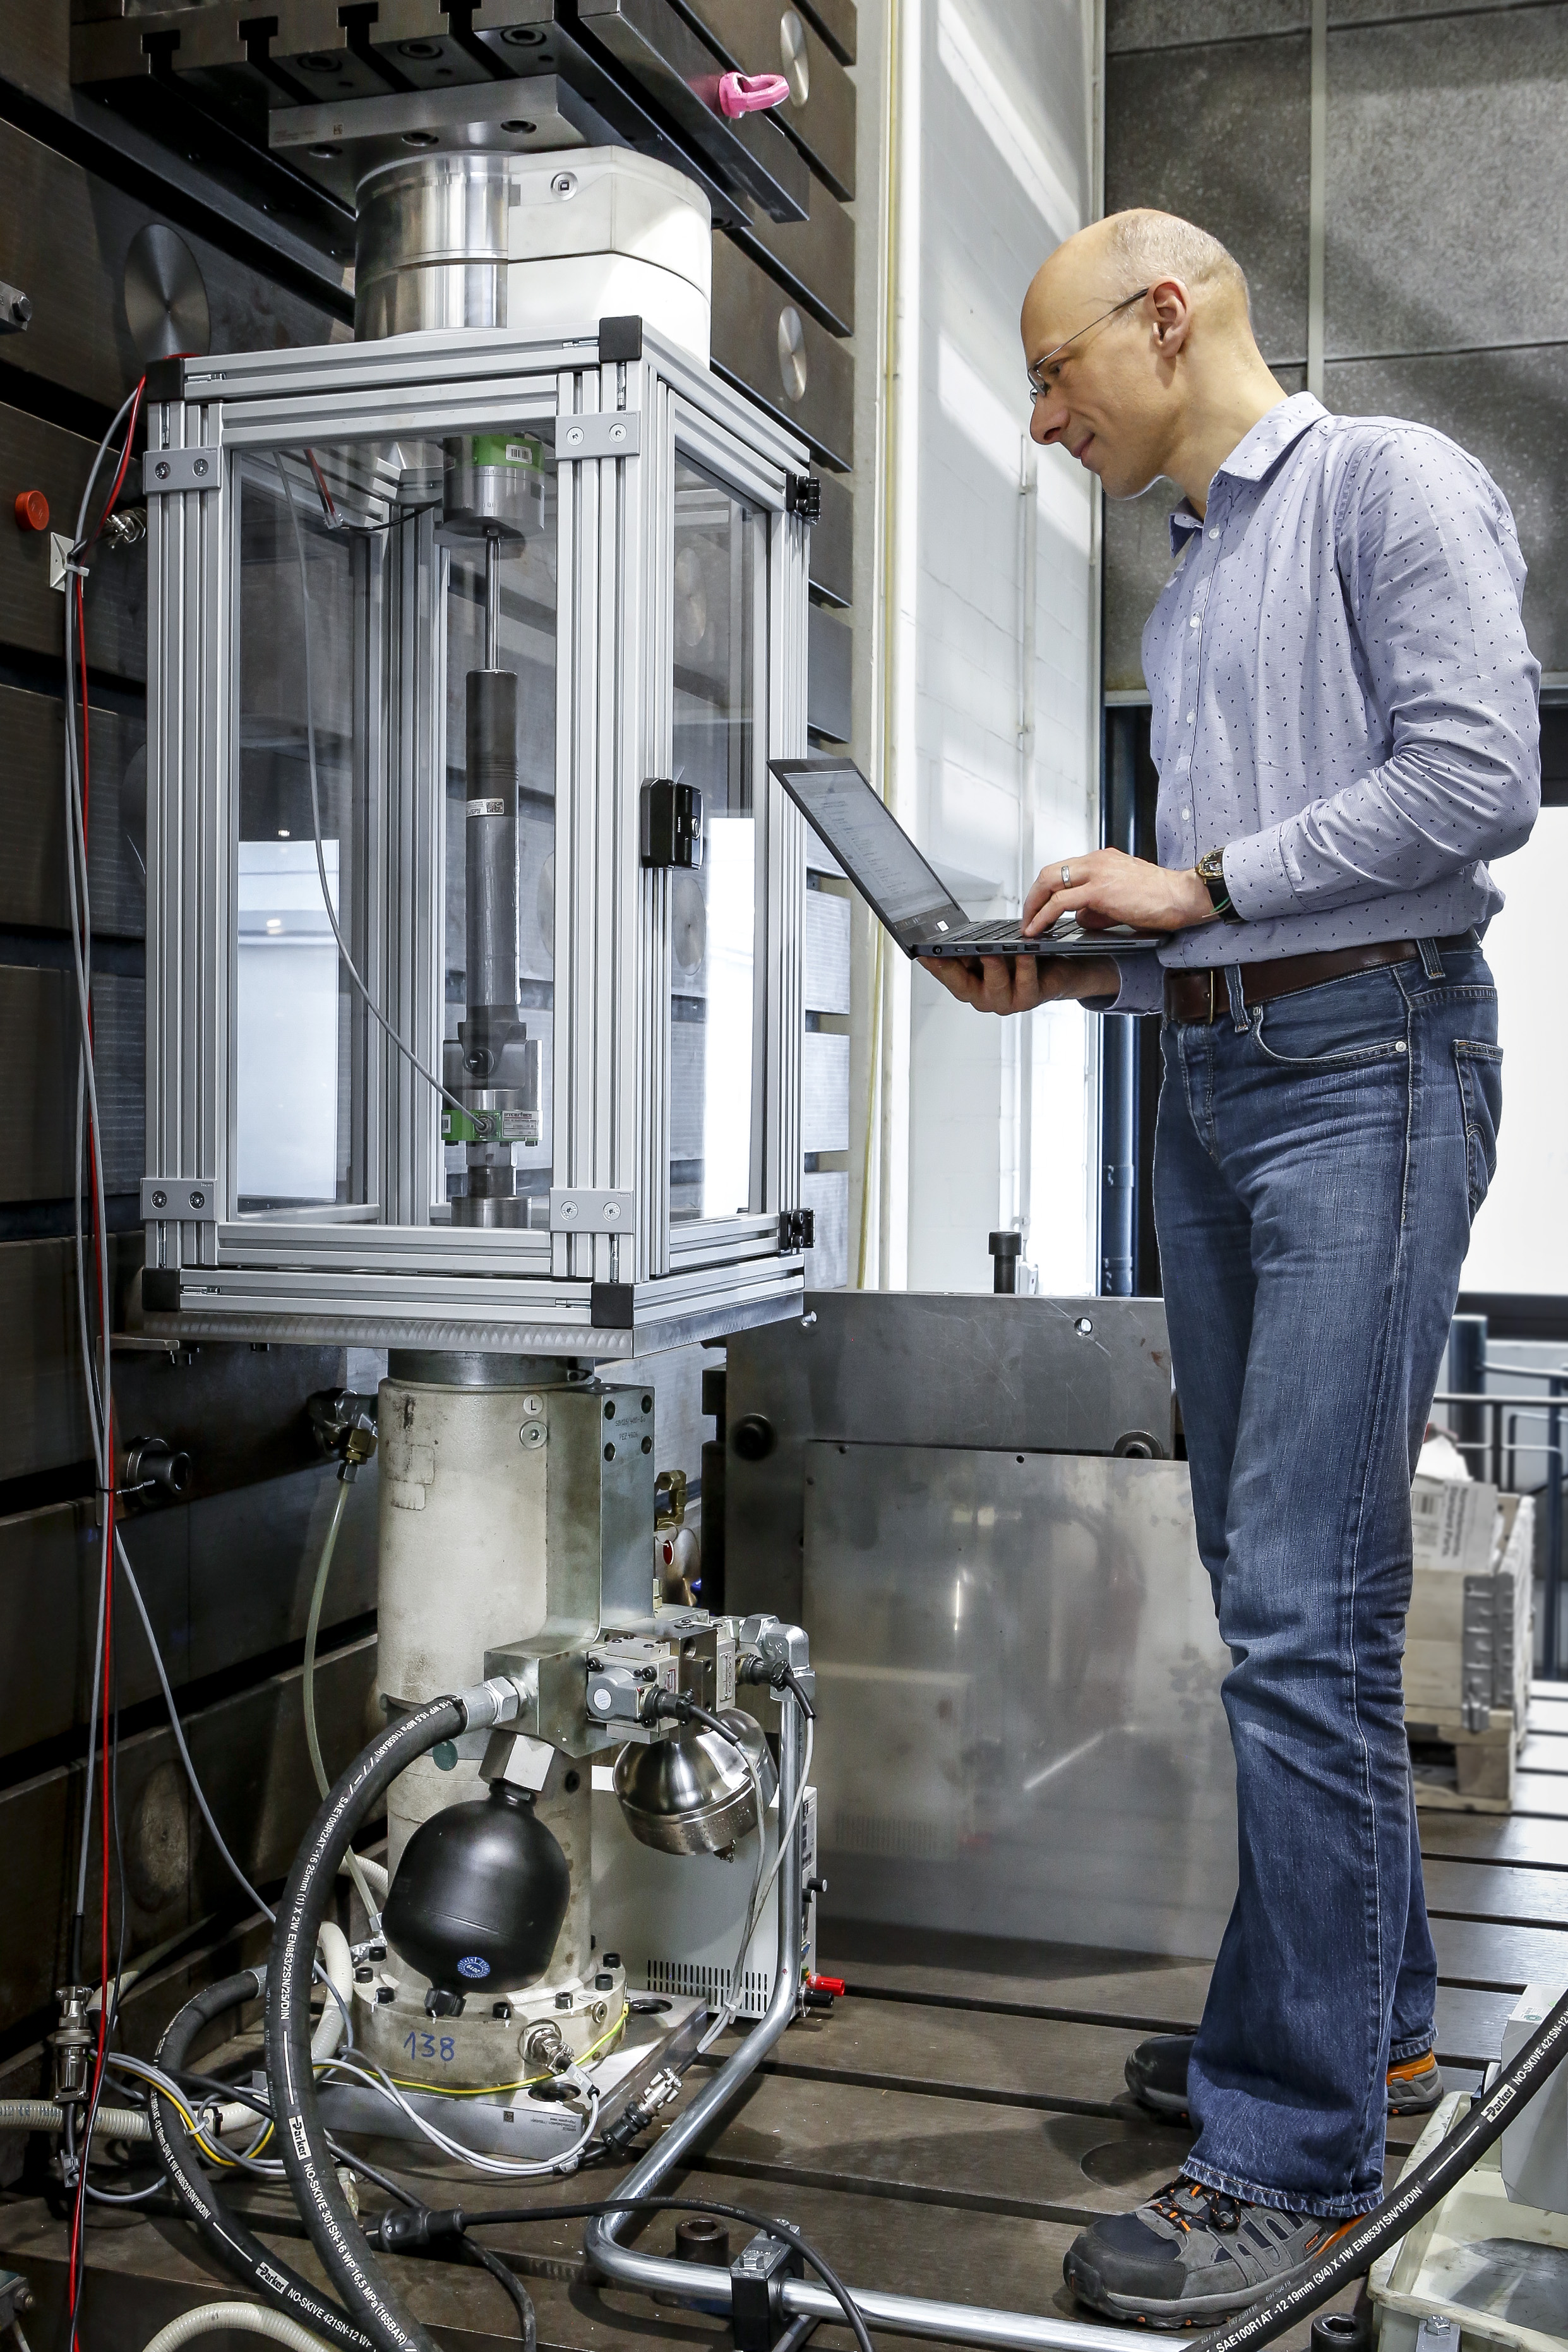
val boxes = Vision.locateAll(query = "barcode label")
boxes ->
[466,798,506,818]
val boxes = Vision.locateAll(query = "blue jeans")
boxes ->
[1155,947,1502,2219]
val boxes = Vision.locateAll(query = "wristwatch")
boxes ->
[1197,846,1244,923]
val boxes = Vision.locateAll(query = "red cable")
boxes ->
[90,377,145,549]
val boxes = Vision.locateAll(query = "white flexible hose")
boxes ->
[136,2303,332,2352]
[0,2102,150,2140]
[338,1853,388,1903]
[310,1922,354,2067]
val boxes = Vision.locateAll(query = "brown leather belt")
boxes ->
[1163,933,1480,1026]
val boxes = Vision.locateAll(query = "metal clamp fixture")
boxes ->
[729,2229,805,2352]
[550,1187,635,1234]
[143,448,219,493]
[554,412,642,460]
[141,1177,217,1220]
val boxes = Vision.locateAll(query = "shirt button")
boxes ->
[1187,711,1195,723]
[1182,807,1191,819]
[1188,615,1200,628]
[1208,528,1219,541]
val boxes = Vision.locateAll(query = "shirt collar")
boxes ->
[1167,392,1327,554]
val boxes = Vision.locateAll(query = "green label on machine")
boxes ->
[441,1107,542,1145]
[470,434,545,473]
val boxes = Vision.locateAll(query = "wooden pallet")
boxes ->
[1409,1705,1519,1815]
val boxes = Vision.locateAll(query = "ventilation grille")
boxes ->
[645,1959,772,2019]
[832,1811,955,1860]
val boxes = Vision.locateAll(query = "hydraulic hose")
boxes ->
[1188,1983,1568,2352]
[147,1971,372,2352]
[265,1679,521,2352]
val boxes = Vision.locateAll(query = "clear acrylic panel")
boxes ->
[234,450,365,1213]
[232,431,558,1230]
[668,459,762,1224]
[441,431,558,1229]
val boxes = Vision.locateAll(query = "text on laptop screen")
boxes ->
[786,767,951,927]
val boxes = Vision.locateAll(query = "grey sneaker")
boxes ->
[1063,2176,1355,2327]
[1125,2035,1445,2122]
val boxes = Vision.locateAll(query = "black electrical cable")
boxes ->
[145,1971,374,2352]
[462,2244,537,2351]
[265,1694,470,2352]
[1187,1984,1568,2352]
[393,2197,872,2352]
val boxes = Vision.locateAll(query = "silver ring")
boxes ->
[1061,865,1072,887]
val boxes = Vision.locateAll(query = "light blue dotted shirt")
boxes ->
[1111,392,1541,1014]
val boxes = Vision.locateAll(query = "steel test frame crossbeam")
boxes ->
[139,319,811,1355]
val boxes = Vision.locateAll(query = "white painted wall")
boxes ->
[849,0,1103,1297]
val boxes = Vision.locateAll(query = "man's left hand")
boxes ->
[1025,847,1215,936]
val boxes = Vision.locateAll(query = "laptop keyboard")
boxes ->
[950,918,1027,941]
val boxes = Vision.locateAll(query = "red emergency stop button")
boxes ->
[14,489,49,531]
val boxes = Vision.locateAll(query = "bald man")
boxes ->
[926,211,1539,2324]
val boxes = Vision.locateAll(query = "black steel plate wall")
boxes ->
[729,183,854,335]
[0,407,147,681]
[0,1238,141,1485]
[0,967,143,1202]
[794,0,855,66]
[0,1636,378,2041]
[710,232,853,467]
[0,685,145,940]
[575,0,810,220]
[676,0,855,198]
[0,1465,376,1765]
[0,117,347,419]
[807,603,851,741]
[810,467,851,606]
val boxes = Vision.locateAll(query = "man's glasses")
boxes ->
[1025,287,1149,402]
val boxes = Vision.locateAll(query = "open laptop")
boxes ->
[769,756,1163,959]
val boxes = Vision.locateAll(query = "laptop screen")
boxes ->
[769,759,956,935]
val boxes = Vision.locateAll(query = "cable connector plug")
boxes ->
[372,2204,465,2252]
[597,2065,682,2157]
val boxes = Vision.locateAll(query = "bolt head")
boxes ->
[189,1190,205,1209]
[155,460,171,480]
[150,1189,167,1209]
[11,294,31,325]
[193,457,208,476]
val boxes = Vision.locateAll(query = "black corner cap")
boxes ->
[143,356,187,405]
[598,315,643,364]
[141,1268,182,1313]
[590,1281,637,1329]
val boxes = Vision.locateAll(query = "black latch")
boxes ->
[641,779,703,869]
[778,1208,816,1254]
[141,1268,182,1313]
[785,472,821,525]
